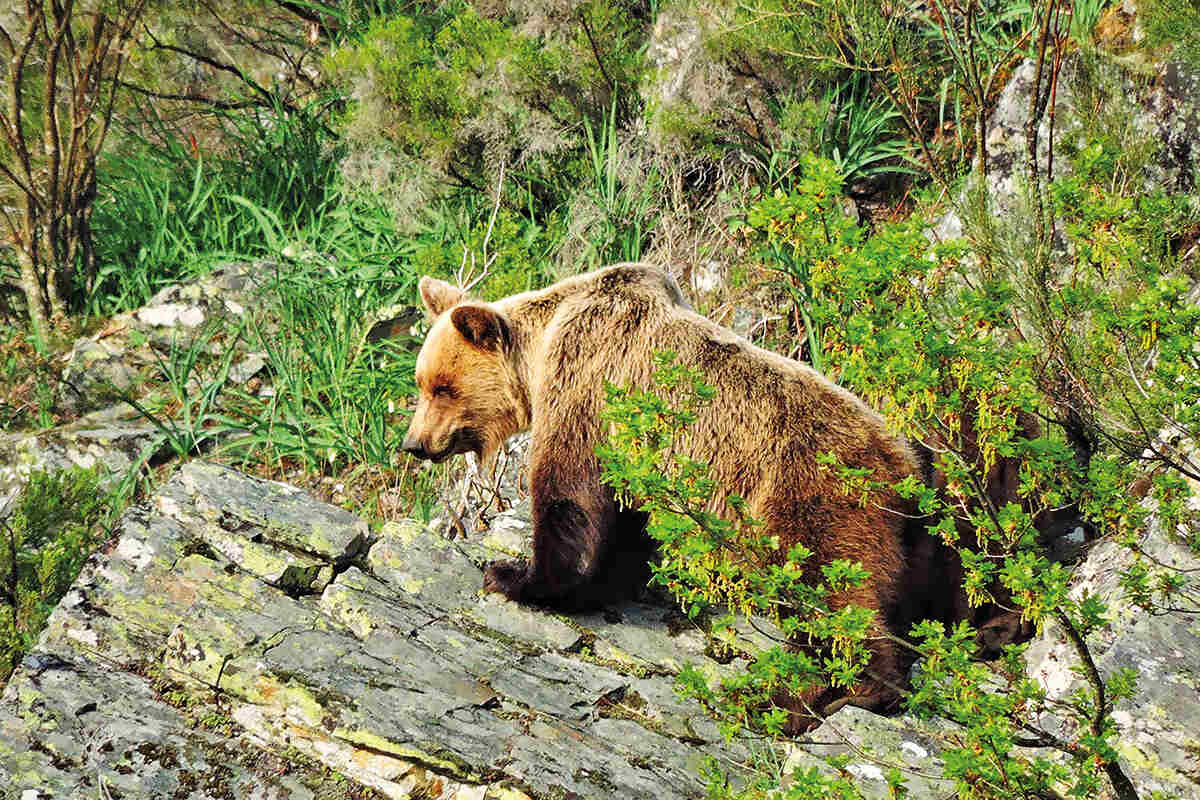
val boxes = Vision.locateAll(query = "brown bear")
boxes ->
[402,263,939,725]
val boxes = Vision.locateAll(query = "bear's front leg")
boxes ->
[482,447,615,606]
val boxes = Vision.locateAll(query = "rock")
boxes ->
[642,3,786,156]
[0,406,165,497]
[5,457,1196,799]
[1024,515,1200,799]
[172,460,369,563]
[783,707,957,799]
[136,302,207,328]
[56,261,278,417]
[1048,524,1089,563]
[55,338,140,416]
[934,44,1200,241]
[227,351,267,384]
[1150,59,1200,193]
[689,259,724,296]
[0,462,755,799]
[645,9,705,113]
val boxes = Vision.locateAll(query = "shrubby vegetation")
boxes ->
[1,467,141,682]
[1,0,1198,797]
[601,146,1198,797]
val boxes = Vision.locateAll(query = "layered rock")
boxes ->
[0,462,749,799]
[3,459,1198,799]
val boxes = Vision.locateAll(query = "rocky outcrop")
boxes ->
[3,459,1200,799]
[1,262,285,503]
[1024,513,1200,799]
[933,45,1200,242]
[0,462,752,799]
[0,404,163,501]
[56,262,278,418]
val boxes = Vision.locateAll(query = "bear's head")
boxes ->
[402,276,529,465]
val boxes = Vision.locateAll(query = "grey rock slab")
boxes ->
[228,351,267,383]
[935,49,1200,244]
[1025,518,1200,799]
[368,519,484,611]
[486,651,630,723]
[455,500,533,565]
[161,553,329,688]
[199,521,336,593]
[136,301,207,328]
[176,460,368,562]
[0,416,164,497]
[39,507,206,666]
[53,260,280,417]
[625,677,729,744]
[408,616,530,679]
[470,594,583,652]
[0,650,323,800]
[783,707,957,799]
[320,566,437,639]
[576,602,709,673]
[55,337,143,416]
[1,462,762,800]
[503,715,715,799]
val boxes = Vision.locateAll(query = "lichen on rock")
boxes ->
[0,462,754,799]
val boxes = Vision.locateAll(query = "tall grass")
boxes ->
[574,101,661,266]
[104,176,422,477]
[219,254,418,475]
[89,105,342,317]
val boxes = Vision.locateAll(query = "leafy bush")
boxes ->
[325,0,651,196]
[1140,0,1200,71]
[411,189,563,300]
[599,156,1197,799]
[598,354,881,739]
[1,468,132,684]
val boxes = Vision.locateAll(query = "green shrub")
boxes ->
[599,156,1196,799]
[1,468,124,683]
[1140,0,1200,70]
[411,189,563,300]
[325,0,651,196]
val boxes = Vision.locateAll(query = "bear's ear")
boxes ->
[419,276,466,317]
[451,304,512,352]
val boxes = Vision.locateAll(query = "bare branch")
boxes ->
[115,80,262,111]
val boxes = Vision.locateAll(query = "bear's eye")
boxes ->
[432,383,455,398]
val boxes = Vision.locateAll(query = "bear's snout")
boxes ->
[402,427,481,463]
[401,434,429,460]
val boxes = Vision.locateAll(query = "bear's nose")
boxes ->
[401,436,427,459]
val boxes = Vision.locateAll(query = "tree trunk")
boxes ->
[16,246,50,347]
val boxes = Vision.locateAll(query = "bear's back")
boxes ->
[521,265,917,487]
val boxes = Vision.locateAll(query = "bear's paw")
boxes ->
[483,558,531,600]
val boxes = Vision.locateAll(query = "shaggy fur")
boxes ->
[403,263,946,727]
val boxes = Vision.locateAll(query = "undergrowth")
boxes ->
[1,466,144,685]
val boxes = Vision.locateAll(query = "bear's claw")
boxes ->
[483,559,530,600]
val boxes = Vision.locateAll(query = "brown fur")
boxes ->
[404,264,948,729]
